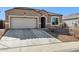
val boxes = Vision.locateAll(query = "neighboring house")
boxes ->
[63,13,79,28]
[5,7,62,29]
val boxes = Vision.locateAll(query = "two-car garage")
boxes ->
[9,16,38,29]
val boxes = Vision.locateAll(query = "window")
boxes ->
[51,16,59,25]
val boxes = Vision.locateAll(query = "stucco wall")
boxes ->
[63,19,79,28]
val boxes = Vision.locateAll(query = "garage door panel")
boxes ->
[11,17,37,28]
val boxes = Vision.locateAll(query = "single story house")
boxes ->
[63,13,79,28]
[5,7,62,29]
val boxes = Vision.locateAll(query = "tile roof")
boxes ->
[6,7,62,16]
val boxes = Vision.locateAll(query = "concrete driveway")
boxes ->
[1,29,61,40]
[0,29,61,51]
[3,29,52,40]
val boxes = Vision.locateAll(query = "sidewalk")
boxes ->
[0,40,79,52]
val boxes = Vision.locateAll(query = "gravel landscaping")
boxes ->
[45,28,79,42]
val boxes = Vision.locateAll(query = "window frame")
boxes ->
[51,16,59,26]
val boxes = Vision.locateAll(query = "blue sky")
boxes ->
[0,7,79,20]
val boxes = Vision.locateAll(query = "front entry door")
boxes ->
[41,17,46,28]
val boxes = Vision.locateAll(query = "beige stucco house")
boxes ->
[5,7,62,29]
[63,13,79,28]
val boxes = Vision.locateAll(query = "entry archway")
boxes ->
[41,17,46,28]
